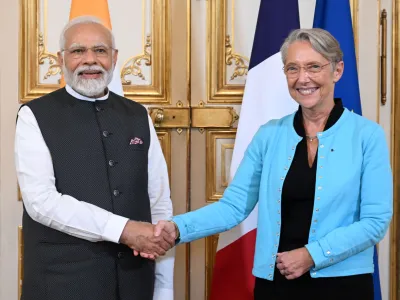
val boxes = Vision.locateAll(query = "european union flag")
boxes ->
[313,1,381,299]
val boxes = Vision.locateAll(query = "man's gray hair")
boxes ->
[280,28,343,65]
[59,15,116,50]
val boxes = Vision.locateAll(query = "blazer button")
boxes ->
[95,105,102,112]
[109,160,116,167]
[113,189,120,196]
[103,131,110,137]
[117,252,124,259]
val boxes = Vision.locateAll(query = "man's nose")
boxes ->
[82,49,97,64]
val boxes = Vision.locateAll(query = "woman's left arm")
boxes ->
[306,126,393,270]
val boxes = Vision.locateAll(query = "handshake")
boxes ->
[119,220,178,259]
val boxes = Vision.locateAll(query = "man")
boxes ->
[15,16,174,300]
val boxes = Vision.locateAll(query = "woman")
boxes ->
[156,28,392,299]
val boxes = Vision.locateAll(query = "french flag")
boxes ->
[209,1,300,299]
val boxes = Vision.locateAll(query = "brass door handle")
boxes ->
[381,9,387,105]
[154,108,164,126]
[148,105,238,128]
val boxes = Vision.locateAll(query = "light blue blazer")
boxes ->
[173,109,393,280]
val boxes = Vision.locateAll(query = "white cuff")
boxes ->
[153,287,173,300]
[102,214,129,243]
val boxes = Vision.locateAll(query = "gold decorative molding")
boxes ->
[391,2,400,299]
[38,33,61,81]
[191,107,239,128]
[20,0,59,103]
[156,131,171,181]
[121,35,152,84]
[205,234,220,300]
[122,0,171,104]
[18,226,24,300]
[206,130,236,202]
[207,0,245,103]
[225,35,249,80]
[350,0,359,61]
[221,143,234,187]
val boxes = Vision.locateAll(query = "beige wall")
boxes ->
[0,0,23,299]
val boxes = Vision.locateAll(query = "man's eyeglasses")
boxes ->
[61,46,115,59]
[283,62,332,78]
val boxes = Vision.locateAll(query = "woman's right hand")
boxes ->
[276,247,315,280]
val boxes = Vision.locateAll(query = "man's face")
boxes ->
[58,23,118,97]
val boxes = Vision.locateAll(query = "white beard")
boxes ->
[63,63,114,98]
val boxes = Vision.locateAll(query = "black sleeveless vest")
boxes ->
[20,88,155,300]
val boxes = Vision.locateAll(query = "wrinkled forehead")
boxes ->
[64,23,112,49]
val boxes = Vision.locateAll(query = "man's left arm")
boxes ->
[147,115,174,300]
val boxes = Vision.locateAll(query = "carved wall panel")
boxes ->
[207,0,258,103]
[206,129,236,202]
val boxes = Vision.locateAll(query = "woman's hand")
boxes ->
[276,247,314,280]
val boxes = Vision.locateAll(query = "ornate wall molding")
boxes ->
[20,0,57,102]
[391,2,400,299]
[121,35,152,83]
[121,0,171,103]
[225,35,249,81]
[207,0,248,103]
[38,33,61,81]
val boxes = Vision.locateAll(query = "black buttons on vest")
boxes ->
[95,105,103,112]
[109,160,116,167]
[102,131,110,137]
[117,252,124,259]
[113,189,120,197]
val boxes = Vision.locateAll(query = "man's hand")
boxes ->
[120,220,175,259]
[135,220,178,259]
[276,247,314,280]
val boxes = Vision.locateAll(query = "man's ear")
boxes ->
[112,49,119,68]
[57,51,64,68]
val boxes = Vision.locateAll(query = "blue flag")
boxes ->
[313,1,381,299]
[313,0,362,114]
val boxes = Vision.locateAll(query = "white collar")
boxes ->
[65,84,109,102]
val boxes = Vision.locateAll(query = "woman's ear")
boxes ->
[333,61,344,83]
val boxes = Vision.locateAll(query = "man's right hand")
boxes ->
[135,220,178,259]
[119,220,175,259]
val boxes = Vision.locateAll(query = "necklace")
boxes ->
[305,135,318,142]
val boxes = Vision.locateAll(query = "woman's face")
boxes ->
[284,41,343,110]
